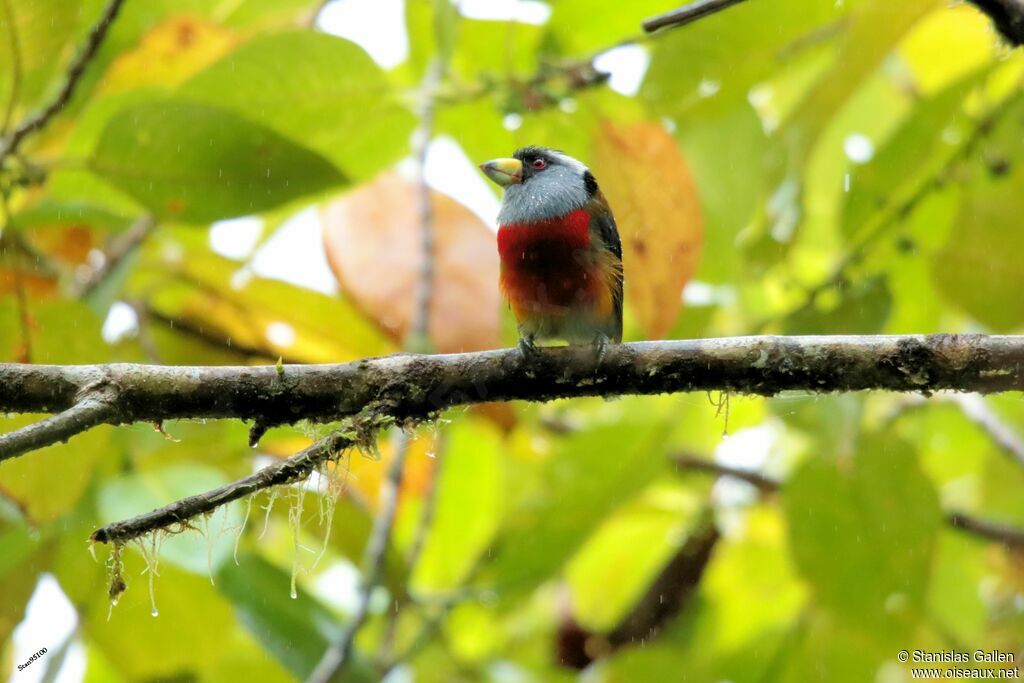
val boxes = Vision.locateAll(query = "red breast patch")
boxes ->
[497,209,605,313]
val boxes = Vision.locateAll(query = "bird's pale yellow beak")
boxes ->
[479,158,522,187]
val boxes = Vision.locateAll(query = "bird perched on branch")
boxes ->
[480,147,624,359]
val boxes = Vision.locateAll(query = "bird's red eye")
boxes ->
[531,158,546,170]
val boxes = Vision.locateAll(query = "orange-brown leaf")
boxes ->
[321,172,501,354]
[591,120,703,339]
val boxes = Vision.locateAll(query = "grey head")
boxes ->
[480,146,597,225]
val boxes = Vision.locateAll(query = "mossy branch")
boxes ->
[4,335,1024,464]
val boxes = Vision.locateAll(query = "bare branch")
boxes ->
[4,336,1024,443]
[307,432,409,683]
[947,393,1024,471]
[70,214,156,299]
[0,0,126,163]
[672,453,780,492]
[0,388,117,462]
[672,455,1024,550]
[379,435,446,667]
[947,512,1024,550]
[309,54,446,683]
[643,0,751,33]
[880,392,1024,472]
[90,429,355,545]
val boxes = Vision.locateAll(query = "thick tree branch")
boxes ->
[643,0,751,33]
[0,0,126,164]
[4,336,1024,457]
[0,387,117,461]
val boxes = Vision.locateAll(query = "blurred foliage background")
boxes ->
[1,0,1024,681]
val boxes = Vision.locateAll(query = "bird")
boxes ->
[479,146,623,360]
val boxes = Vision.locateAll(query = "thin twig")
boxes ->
[407,58,444,349]
[0,0,126,164]
[643,0,752,33]
[306,431,410,683]
[946,512,1024,549]
[947,394,1024,471]
[70,214,156,299]
[404,437,445,573]
[672,455,1024,550]
[0,390,117,462]
[90,429,355,544]
[309,53,446,683]
[880,392,1024,472]
[672,453,781,492]
[378,434,447,667]
[39,622,79,683]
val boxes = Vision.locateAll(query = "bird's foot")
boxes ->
[592,334,610,366]
[517,335,540,362]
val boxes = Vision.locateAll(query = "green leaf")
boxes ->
[547,0,673,55]
[677,103,768,283]
[841,71,985,241]
[933,166,1024,331]
[643,0,851,116]
[88,100,346,222]
[180,30,415,181]
[450,19,542,81]
[128,235,394,362]
[779,613,889,683]
[0,300,110,522]
[0,0,81,118]
[0,523,51,647]
[783,434,941,633]
[740,0,939,262]
[566,483,703,631]
[411,421,503,594]
[926,531,987,643]
[85,562,236,680]
[11,199,132,233]
[696,506,806,655]
[217,553,375,682]
[783,275,892,334]
[485,416,671,594]
[404,0,459,79]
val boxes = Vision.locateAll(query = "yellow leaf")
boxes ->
[101,15,237,93]
[591,120,704,339]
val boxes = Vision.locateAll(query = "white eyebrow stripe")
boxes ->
[548,150,588,174]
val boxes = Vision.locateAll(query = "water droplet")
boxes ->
[151,608,159,617]
[290,586,298,600]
